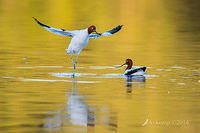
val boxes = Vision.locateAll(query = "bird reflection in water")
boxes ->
[67,78,95,132]
[125,75,146,93]
[40,77,118,132]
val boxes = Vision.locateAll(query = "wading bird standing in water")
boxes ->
[33,17,123,76]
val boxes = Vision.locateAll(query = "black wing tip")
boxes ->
[32,17,50,28]
[115,25,123,30]
[32,17,39,23]
[109,25,123,34]
[116,25,123,29]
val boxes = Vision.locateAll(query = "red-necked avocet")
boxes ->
[33,17,123,76]
[118,59,146,76]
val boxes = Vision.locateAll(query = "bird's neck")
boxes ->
[125,63,133,70]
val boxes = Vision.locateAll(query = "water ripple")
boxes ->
[20,78,100,83]
[50,73,97,77]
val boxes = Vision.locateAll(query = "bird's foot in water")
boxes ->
[72,66,76,78]
[72,73,75,78]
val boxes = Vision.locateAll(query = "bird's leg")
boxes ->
[70,54,75,77]
[73,66,76,77]
[70,54,74,65]
[73,53,80,76]
[75,53,80,66]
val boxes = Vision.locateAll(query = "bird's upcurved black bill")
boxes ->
[94,30,101,35]
[116,62,126,68]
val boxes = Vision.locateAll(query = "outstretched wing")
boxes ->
[33,17,75,37]
[88,25,123,39]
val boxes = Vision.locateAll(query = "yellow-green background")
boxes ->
[0,0,199,133]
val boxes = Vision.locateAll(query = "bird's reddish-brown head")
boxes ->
[117,59,133,70]
[125,59,133,70]
[88,25,96,34]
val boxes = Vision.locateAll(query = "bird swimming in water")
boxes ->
[118,59,146,75]
[33,17,123,76]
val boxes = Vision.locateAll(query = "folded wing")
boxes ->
[89,25,123,39]
[33,17,74,37]
[125,67,146,75]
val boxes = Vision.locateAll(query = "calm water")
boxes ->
[0,0,200,133]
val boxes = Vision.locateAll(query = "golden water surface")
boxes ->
[0,0,200,133]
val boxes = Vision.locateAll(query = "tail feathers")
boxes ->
[140,67,146,72]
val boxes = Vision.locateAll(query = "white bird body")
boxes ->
[67,28,89,54]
